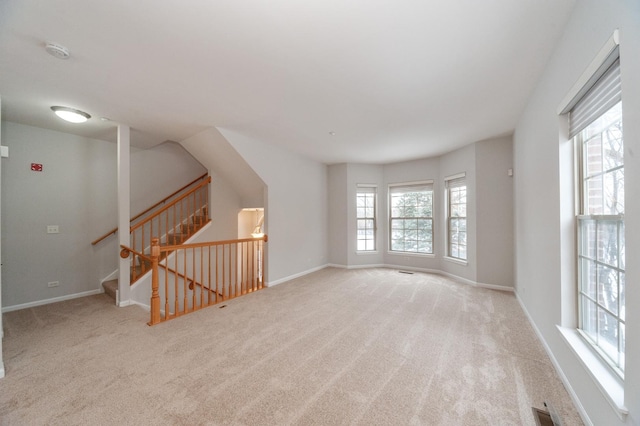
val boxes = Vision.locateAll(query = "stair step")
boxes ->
[102,279,118,301]
[167,233,187,245]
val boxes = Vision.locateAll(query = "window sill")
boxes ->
[443,256,468,266]
[387,251,435,258]
[557,326,628,420]
[356,250,379,255]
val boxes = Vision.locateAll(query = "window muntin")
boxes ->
[577,100,625,374]
[389,183,433,254]
[356,187,376,251]
[446,177,467,260]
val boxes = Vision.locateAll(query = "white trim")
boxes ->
[443,256,468,266]
[388,179,434,188]
[128,299,150,311]
[265,264,514,295]
[444,172,466,181]
[386,251,436,259]
[356,250,379,255]
[558,326,627,420]
[266,264,328,287]
[558,30,620,115]
[0,364,5,378]
[475,281,514,292]
[515,293,593,426]
[101,269,119,283]
[356,183,377,188]
[1,289,104,313]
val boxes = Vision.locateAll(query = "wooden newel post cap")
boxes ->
[151,238,160,257]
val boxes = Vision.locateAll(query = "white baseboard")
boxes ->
[515,293,592,426]
[101,269,119,283]
[267,264,328,287]
[271,263,514,294]
[1,289,104,313]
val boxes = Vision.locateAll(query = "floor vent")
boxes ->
[398,270,414,275]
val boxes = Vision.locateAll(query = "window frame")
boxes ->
[574,103,625,377]
[388,181,434,255]
[444,173,467,262]
[356,185,377,252]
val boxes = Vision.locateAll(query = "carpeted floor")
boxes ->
[0,267,583,425]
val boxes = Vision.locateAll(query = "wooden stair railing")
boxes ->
[128,176,210,283]
[120,244,221,299]
[143,235,268,326]
[92,173,209,246]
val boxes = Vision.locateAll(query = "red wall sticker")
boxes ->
[31,163,43,172]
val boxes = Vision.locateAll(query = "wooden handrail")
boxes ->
[120,245,151,262]
[91,173,209,245]
[148,235,267,325]
[131,173,208,223]
[158,235,269,253]
[120,244,215,295]
[130,177,211,233]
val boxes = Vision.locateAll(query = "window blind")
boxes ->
[389,181,433,194]
[445,172,466,188]
[569,59,621,138]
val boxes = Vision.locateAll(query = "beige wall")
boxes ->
[0,122,205,309]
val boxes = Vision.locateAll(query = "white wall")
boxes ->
[219,129,328,285]
[347,164,385,267]
[476,136,514,288]
[328,164,348,266]
[438,144,477,282]
[513,1,640,424]
[382,157,442,271]
[326,138,513,290]
[0,98,4,377]
[0,122,206,309]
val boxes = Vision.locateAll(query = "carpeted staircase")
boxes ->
[102,207,208,302]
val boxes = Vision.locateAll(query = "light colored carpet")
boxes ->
[0,267,583,425]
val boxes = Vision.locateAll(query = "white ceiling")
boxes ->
[0,0,575,164]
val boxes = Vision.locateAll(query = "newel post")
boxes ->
[149,238,161,326]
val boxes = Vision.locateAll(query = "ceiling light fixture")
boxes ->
[51,106,91,123]
[45,42,70,60]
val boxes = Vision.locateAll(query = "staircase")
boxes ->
[102,205,209,301]
[93,174,211,302]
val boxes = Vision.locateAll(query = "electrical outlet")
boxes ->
[47,225,59,234]
[47,281,59,288]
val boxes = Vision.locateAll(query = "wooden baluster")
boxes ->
[192,246,196,310]
[149,238,161,326]
[164,251,171,321]
[174,248,179,318]
[215,245,220,302]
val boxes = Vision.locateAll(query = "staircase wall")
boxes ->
[215,128,329,285]
[0,122,205,310]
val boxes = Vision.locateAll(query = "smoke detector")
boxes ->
[45,42,70,59]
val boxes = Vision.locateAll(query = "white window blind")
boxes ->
[569,59,621,138]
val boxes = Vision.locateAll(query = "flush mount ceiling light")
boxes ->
[51,106,91,123]
[45,42,70,59]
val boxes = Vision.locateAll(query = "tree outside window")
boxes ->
[389,183,433,254]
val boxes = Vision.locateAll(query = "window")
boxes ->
[356,186,376,251]
[389,182,433,254]
[445,174,467,260]
[572,58,625,374]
